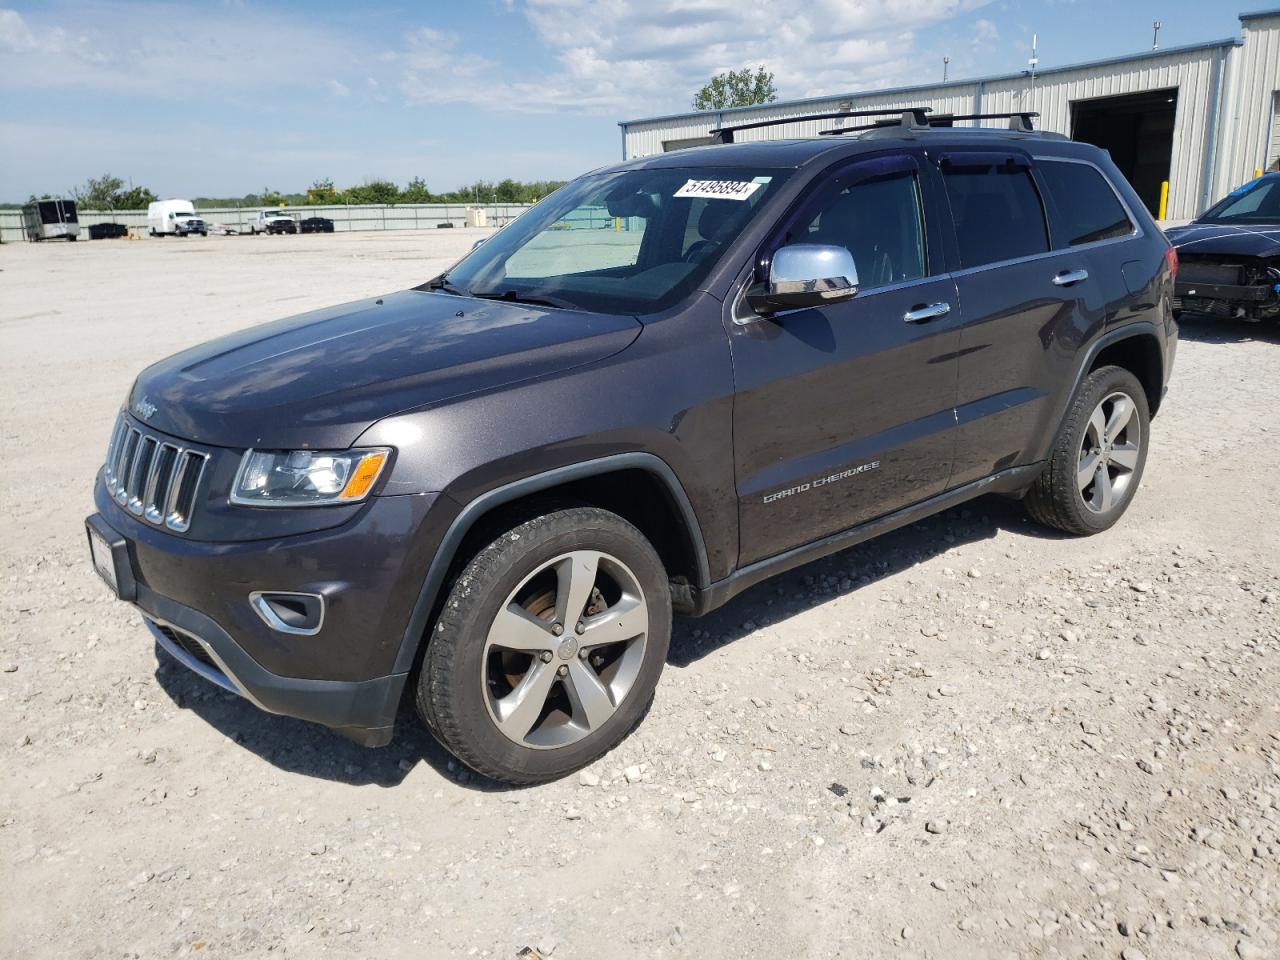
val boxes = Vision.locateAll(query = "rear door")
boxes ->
[729,151,961,565]
[936,150,1106,488]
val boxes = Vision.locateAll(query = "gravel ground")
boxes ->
[1,233,1278,960]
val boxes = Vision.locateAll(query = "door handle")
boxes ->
[1052,269,1089,286]
[903,302,951,323]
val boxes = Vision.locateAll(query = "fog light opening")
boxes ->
[250,591,325,636]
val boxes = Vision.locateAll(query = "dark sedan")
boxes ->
[1166,173,1280,323]
[299,216,335,234]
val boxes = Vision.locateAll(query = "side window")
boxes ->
[941,160,1049,268]
[795,167,927,291]
[1037,160,1134,246]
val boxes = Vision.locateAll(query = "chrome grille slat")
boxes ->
[113,429,140,503]
[100,413,210,534]
[127,436,157,514]
[143,443,179,524]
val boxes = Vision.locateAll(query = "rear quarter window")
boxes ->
[1036,159,1134,246]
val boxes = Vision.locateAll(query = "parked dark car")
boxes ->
[267,217,297,235]
[86,111,1177,784]
[300,216,335,234]
[88,223,130,240]
[1166,173,1280,323]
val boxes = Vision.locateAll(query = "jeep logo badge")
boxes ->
[133,396,157,421]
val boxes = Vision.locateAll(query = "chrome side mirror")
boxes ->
[747,243,859,314]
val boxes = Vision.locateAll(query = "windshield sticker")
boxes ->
[675,179,763,201]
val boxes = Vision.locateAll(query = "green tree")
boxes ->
[401,176,432,203]
[347,179,400,204]
[692,65,777,111]
[116,185,158,209]
[259,186,286,207]
[67,173,159,209]
[70,174,125,208]
[306,178,339,204]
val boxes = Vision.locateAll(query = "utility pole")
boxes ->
[943,56,951,82]
[1152,20,1161,50]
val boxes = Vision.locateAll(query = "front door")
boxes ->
[729,152,961,566]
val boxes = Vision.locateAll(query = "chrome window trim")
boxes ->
[249,590,326,637]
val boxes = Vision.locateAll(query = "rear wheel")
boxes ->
[1024,365,1149,535]
[417,506,671,785]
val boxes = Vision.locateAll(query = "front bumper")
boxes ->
[87,482,444,746]
[1174,280,1280,320]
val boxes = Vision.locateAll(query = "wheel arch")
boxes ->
[1087,329,1165,416]
[389,453,710,677]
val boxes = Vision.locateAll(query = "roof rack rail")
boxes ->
[709,107,931,144]
[818,111,1043,136]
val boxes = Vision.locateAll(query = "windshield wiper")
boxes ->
[468,290,577,310]
[424,275,468,295]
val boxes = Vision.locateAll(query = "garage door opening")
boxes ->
[1071,88,1177,217]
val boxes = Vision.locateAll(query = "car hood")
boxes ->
[129,290,641,449]
[1166,222,1280,258]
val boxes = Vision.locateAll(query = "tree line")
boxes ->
[12,173,567,210]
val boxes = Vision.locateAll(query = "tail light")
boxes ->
[1164,245,1178,281]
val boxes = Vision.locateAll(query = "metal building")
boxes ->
[618,8,1280,221]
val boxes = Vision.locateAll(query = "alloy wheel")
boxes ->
[481,550,649,749]
[1077,390,1142,514]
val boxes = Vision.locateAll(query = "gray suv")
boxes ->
[86,110,1178,784]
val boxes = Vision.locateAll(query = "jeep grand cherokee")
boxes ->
[87,112,1177,784]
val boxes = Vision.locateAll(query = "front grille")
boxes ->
[103,414,209,532]
[1178,259,1241,285]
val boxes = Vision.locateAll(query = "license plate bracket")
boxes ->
[85,516,137,602]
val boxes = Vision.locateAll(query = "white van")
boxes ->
[148,199,207,237]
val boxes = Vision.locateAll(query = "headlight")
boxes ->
[231,448,390,507]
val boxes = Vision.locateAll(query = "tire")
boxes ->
[1024,365,1150,535]
[417,506,672,785]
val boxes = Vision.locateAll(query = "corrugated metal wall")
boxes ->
[977,45,1226,218]
[1223,13,1280,187]
[622,16,1280,221]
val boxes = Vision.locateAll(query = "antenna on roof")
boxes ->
[1152,19,1161,50]
[943,56,951,82]
[1028,32,1039,109]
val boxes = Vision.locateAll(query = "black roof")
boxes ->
[611,129,1102,174]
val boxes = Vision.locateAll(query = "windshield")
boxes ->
[440,165,792,314]
[1200,177,1280,223]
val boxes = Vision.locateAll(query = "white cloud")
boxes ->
[0,8,36,51]
[0,3,377,103]
[972,18,999,46]
[399,0,995,114]
[2,1,999,119]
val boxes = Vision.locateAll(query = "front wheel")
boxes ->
[417,506,671,785]
[1024,365,1150,535]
